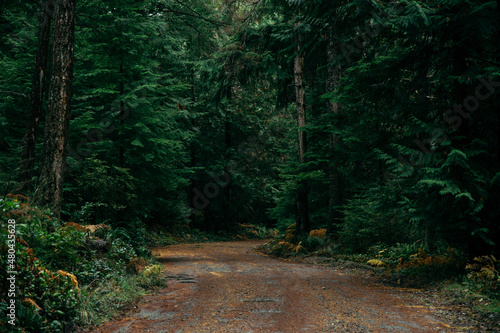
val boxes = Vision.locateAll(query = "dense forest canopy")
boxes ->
[1,0,499,258]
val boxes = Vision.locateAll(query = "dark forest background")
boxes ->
[1,0,499,258]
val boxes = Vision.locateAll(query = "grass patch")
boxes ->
[78,265,165,329]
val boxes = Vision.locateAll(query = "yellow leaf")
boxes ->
[23,298,42,311]
[57,270,79,291]
[367,259,388,268]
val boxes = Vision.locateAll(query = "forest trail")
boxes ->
[92,240,461,332]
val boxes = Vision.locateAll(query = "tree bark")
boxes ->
[223,108,232,226]
[497,0,500,169]
[35,0,75,217]
[294,24,310,235]
[119,63,125,167]
[325,28,343,235]
[17,0,52,195]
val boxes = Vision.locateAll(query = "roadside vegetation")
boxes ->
[0,196,164,332]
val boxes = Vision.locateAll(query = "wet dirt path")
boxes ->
[92,240,460,332]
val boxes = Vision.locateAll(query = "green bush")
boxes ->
[33,227,88,270]
[0,238,81,331]
[340,193,409,253]
[297,234,325,252]
[108,238,137,263]
[1,198,162,332]
[465,255,500,299]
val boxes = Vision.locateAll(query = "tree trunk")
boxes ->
[325,28,343,235]
[17,0,52,195]
[119,63,125,167]
[497,0,500,169]
[188,70,200,217]
[35,0,75,217]
[294,24,310,235]
[223,108,232,226]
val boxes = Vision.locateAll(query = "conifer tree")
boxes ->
[35,0,75,216]
[18,0,52,195]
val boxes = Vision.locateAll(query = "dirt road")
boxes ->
[92,240,462,332]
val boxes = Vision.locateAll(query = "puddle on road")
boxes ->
[165,274,197,283]
[251,308,283,314]
[242,298,279,302]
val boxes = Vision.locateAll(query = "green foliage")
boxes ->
[465,255,500,298]
[64,0,195,229]
[0,198,162,332]
[339,191,408,253]
[250,224,277,239]
[297,234,325,252]
[261,224,327,256]
[34,227,87,269]
[108,238,137,263]
[363,244,466,286]
[0,1,37,194]
[236,223,276,240]
[174,225,233,243]
[78,264,165,328]
[1,225,81,330]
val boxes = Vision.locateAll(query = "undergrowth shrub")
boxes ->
[108,238,137,263]
[263,223,298,256]
[113,220,151,257]
[264,224,327,255]
[395,248,463,283]
[298,233,324,252]
[144,224,178,246]
[174,225,231,242]
[465,255,500,298]
[0,197,163,332]
[340,193,408,253]
[236,223,276,240]
[0,225,81,331]
[364,244,465,285]
[78,263,165,328]
[32,226,88,271]
[309,228,327,239]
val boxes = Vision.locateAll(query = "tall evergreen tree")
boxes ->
[0,1,38,194]
[293,19,310,235]
[17,0,52,195]
[35,0,75,216]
